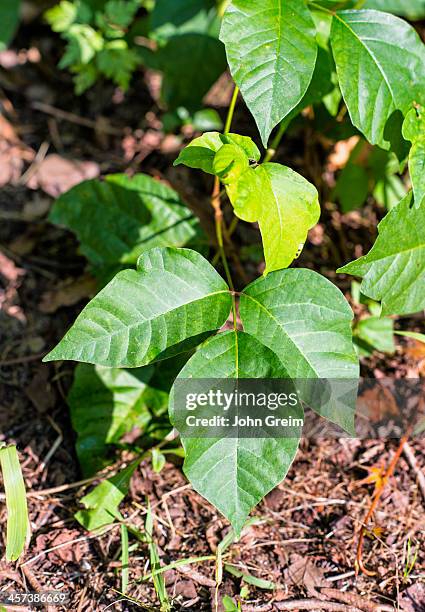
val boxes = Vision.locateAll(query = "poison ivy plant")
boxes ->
[330,10,425,154]
[169,331,302,535]
[49,173,206,281]
[67,364,168,476]
[339,193,425,315]
[45,0,425,536]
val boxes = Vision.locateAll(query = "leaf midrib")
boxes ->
[241,293,318,377]
[334,12,397,109]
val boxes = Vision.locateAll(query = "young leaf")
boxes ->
[45,1,77,33]
[67,364,168,476]
[75,460,140,531]
[330,10,425,151]
[220,0,318,146]
[240,268,359,431]
[0,0,20,50]
[49,174,205,271]
[338,193,425,315]
[170,331,302,536]
[0,445,29,562]
[174,131,260,175]
[402,106,425,209]
[44,247,232,367]
[230,164,320,273]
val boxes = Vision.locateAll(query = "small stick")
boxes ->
[402,441,425,503]
[31,101,122,135]
[275,600,363,612]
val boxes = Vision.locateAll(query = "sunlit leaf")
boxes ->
[338,193,425,315]
[220,0,317,146]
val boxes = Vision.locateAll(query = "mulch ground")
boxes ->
[0,15,424,612]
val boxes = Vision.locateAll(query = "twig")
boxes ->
[0,352,47,366]
[275,600,363,611]
[320,589,394,612]
[18,140,50,185]
[31,101,122,135]
[402,441,425,503]
[175,564,215,587]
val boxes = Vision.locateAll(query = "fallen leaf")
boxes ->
[25,365,56,413]
[327,136,360,172]
[0,116,35,188]
[283,555,327,598]
[38,274,98,313]
[27,154,99,197]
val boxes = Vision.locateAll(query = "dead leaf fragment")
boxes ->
[38,275,98,313]
[26,154,99,197]
[283,555,327,598]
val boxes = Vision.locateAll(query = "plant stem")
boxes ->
[263,121,287,163]
[224,86,239,134]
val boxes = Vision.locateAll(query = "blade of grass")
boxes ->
[121,524,129,595]
[0,445,29,562]
[224,564,277,589]
[394,331,425,344]
[145,499,170,611]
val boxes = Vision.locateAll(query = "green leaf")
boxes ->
[174,131,260,174]
[153,33,226,111]
[402,106,425,209]
[151,0,220,43]
[60,23,103,68]
[363,0,425,20]
[230,163,320,273]
[334,164,369,212]
[240,268,359,430]
[44,247,232,367]
[330,10,425,151]
[145,499,170,610]
[49,173,205,272]
[103,0,140,29]
[151,448,166,473]
[0,445,29,561]
[67,364,168,476]
[97,40,141,90]
[354,316,395,356]
[45,1,77,33]
[170,330,302,536]
[220,0,318,146]
[75,460,139,530]
[0,0,20,50]
[394,331,425,344]
[338,193,425,315]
